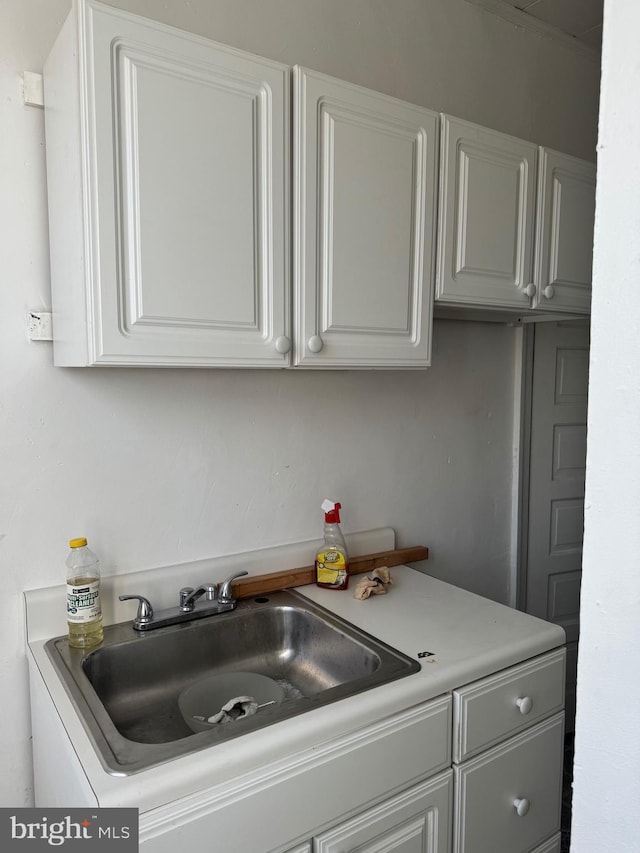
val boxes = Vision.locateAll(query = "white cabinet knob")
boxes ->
[524,283,536,298]
[513,797,531,817]
[543,285,555,300]
[307,335,324,354]
[274,336,291,354]
[516,696,533,715]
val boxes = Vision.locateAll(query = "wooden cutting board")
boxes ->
[231,545,429,599]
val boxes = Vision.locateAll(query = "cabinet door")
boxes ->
[46,1,290,366]
[533,148,596,314]
[293,67,438,368]
[453,713,564,853]
[436,116,537,309]
[314,771,452,853]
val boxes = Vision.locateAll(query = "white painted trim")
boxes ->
[464,0,600,62]
[514,324,534,611]
[511,323,530,610]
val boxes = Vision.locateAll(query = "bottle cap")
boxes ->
[321,499,341,524]
[69,537,88,548]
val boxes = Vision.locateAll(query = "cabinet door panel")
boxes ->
[294,66,438,368]
[48,2,289,366]
[533,149,596,314]
[436,116,536,309]
[454,713,564,853]
[314,771,452,853]
[118,50,261,330]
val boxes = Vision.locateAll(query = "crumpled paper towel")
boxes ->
[353,566,393,600]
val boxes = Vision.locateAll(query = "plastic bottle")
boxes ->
[66,537,103,649]
[315,500,349,590]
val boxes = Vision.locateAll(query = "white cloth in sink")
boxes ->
[207,695,259,724]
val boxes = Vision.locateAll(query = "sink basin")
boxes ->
[45,588,420,774]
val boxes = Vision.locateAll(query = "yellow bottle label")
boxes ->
[316,550,347,586]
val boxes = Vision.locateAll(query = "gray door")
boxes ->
[525,321,590,731]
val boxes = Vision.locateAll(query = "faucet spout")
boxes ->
[180,584,217,612]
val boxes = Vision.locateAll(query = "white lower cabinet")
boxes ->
[454,714,564,853]
[285,651,566,853]
[28,568,567,853]
[452,649,566,853]
[313,771,452,853]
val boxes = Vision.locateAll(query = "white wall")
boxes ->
[0,0,599,807]
[571,2,640,850]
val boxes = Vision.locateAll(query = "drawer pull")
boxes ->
[516,696,533,715]
[513,797,531,817]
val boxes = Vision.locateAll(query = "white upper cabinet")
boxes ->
[44,1,290,367]
[533,149,596,314]
[44,3,596,370]
[436,117,596,316]
[293,67,439,368]
[436,116,537,310]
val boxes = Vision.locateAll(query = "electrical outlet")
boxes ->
[23,72,44,108]
[27,312,53,341]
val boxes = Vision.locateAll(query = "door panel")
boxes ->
[533,149,595,314]
[86,4,290,365]
[436,116,536,309]
[294,66,438,367]
[314,772,452,853]
[453,714,564,853]
[525,321,589,730]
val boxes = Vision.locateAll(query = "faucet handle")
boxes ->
[218,570,249,604]
[119,594,154,626]
[204,583,218,601]
[179,587,194,609]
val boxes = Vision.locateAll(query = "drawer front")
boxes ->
[453,648,565,762]
[314,770,453,853]
[454,712,564,853]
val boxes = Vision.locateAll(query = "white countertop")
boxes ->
[301,568,564,688]
[25,532,565,815]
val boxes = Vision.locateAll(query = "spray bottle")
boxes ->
[315,499,349,590]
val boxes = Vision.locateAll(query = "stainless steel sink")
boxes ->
[45,589,420,774]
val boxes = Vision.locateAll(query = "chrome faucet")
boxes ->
[119,570,248,631]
